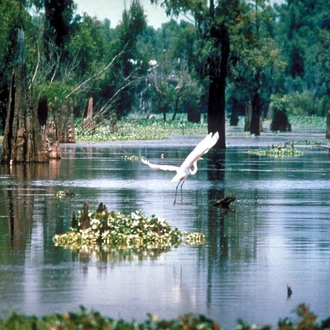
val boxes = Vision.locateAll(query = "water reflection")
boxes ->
[70,245,170,263]
[0,140,329,329]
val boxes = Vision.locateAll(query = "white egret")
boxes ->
[142,132,219,204]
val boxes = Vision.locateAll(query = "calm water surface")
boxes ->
[0,134,329,329]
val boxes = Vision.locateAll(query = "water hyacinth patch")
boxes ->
[249,142,303,157]
[53,205,205,251]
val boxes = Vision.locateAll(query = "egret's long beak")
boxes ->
[199,157,204,160]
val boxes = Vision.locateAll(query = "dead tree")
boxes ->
[38,95,61,159]
[58,98,76,143]
[109,112,118,132]
[1,29,48,164]
[82,97,94,130]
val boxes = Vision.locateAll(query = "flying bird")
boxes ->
[142,132,219,204]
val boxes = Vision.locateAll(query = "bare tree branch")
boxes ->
[65,49,125,99]
[29,42,41,89]
[97,66,141,118]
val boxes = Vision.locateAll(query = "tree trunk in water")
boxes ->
[58,98,76,143]
[38,95,61,159]
[82,97,94,130]
[1,30,48,164]
[250,91,262,135]
[207,24,229,149]
[244,102,252,131]
[326,110,330,139]
[187,107,200,123]
[250,92,260,135]
[208,77,226,149]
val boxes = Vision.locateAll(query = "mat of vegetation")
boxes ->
[76,117,206,142]
[53,205,205,251]
[248,142,304,157]
[0,304,329,330]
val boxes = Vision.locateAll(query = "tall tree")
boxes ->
[275,0,330,116]
[151,0,243,149]
[100,0,147,118]
[230,0,283,135]
[43,0,75,50]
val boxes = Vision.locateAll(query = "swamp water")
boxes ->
[0,133,329,329]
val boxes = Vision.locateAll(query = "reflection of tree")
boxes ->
[203,149,265,307]
[1,162,61,259]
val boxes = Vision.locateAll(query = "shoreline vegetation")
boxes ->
[0,304,329,330]
[74,115,327,143]
[0,115,327,144]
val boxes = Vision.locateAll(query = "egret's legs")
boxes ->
[174,180,185,204]
[180,181,184,201]
[174,182,179,204]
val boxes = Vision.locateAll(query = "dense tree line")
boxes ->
[0,0,329,147]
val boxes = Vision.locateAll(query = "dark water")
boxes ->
[0,135,329,329]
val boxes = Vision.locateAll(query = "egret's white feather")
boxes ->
[141,132,219,203]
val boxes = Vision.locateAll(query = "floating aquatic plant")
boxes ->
[122,154,140,161]
[53,204,205,251]
[249,142,303,157]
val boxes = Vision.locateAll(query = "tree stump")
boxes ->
[82,97,94,130]
[109,112,118,132]
[38,95,61,159]
[58,98,76,143]
[80,201,90,230]
[270,109,292,132]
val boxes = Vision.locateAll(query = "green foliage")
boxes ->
[271,92,328,117]
[0,307,220,330]
[270,94,290,112]
[1,0,329,131]
[0,304,329,330]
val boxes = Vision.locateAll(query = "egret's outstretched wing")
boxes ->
[180,132,219,169]
[141,158,179,172]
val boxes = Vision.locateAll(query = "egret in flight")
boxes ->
[142,132,219,204]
